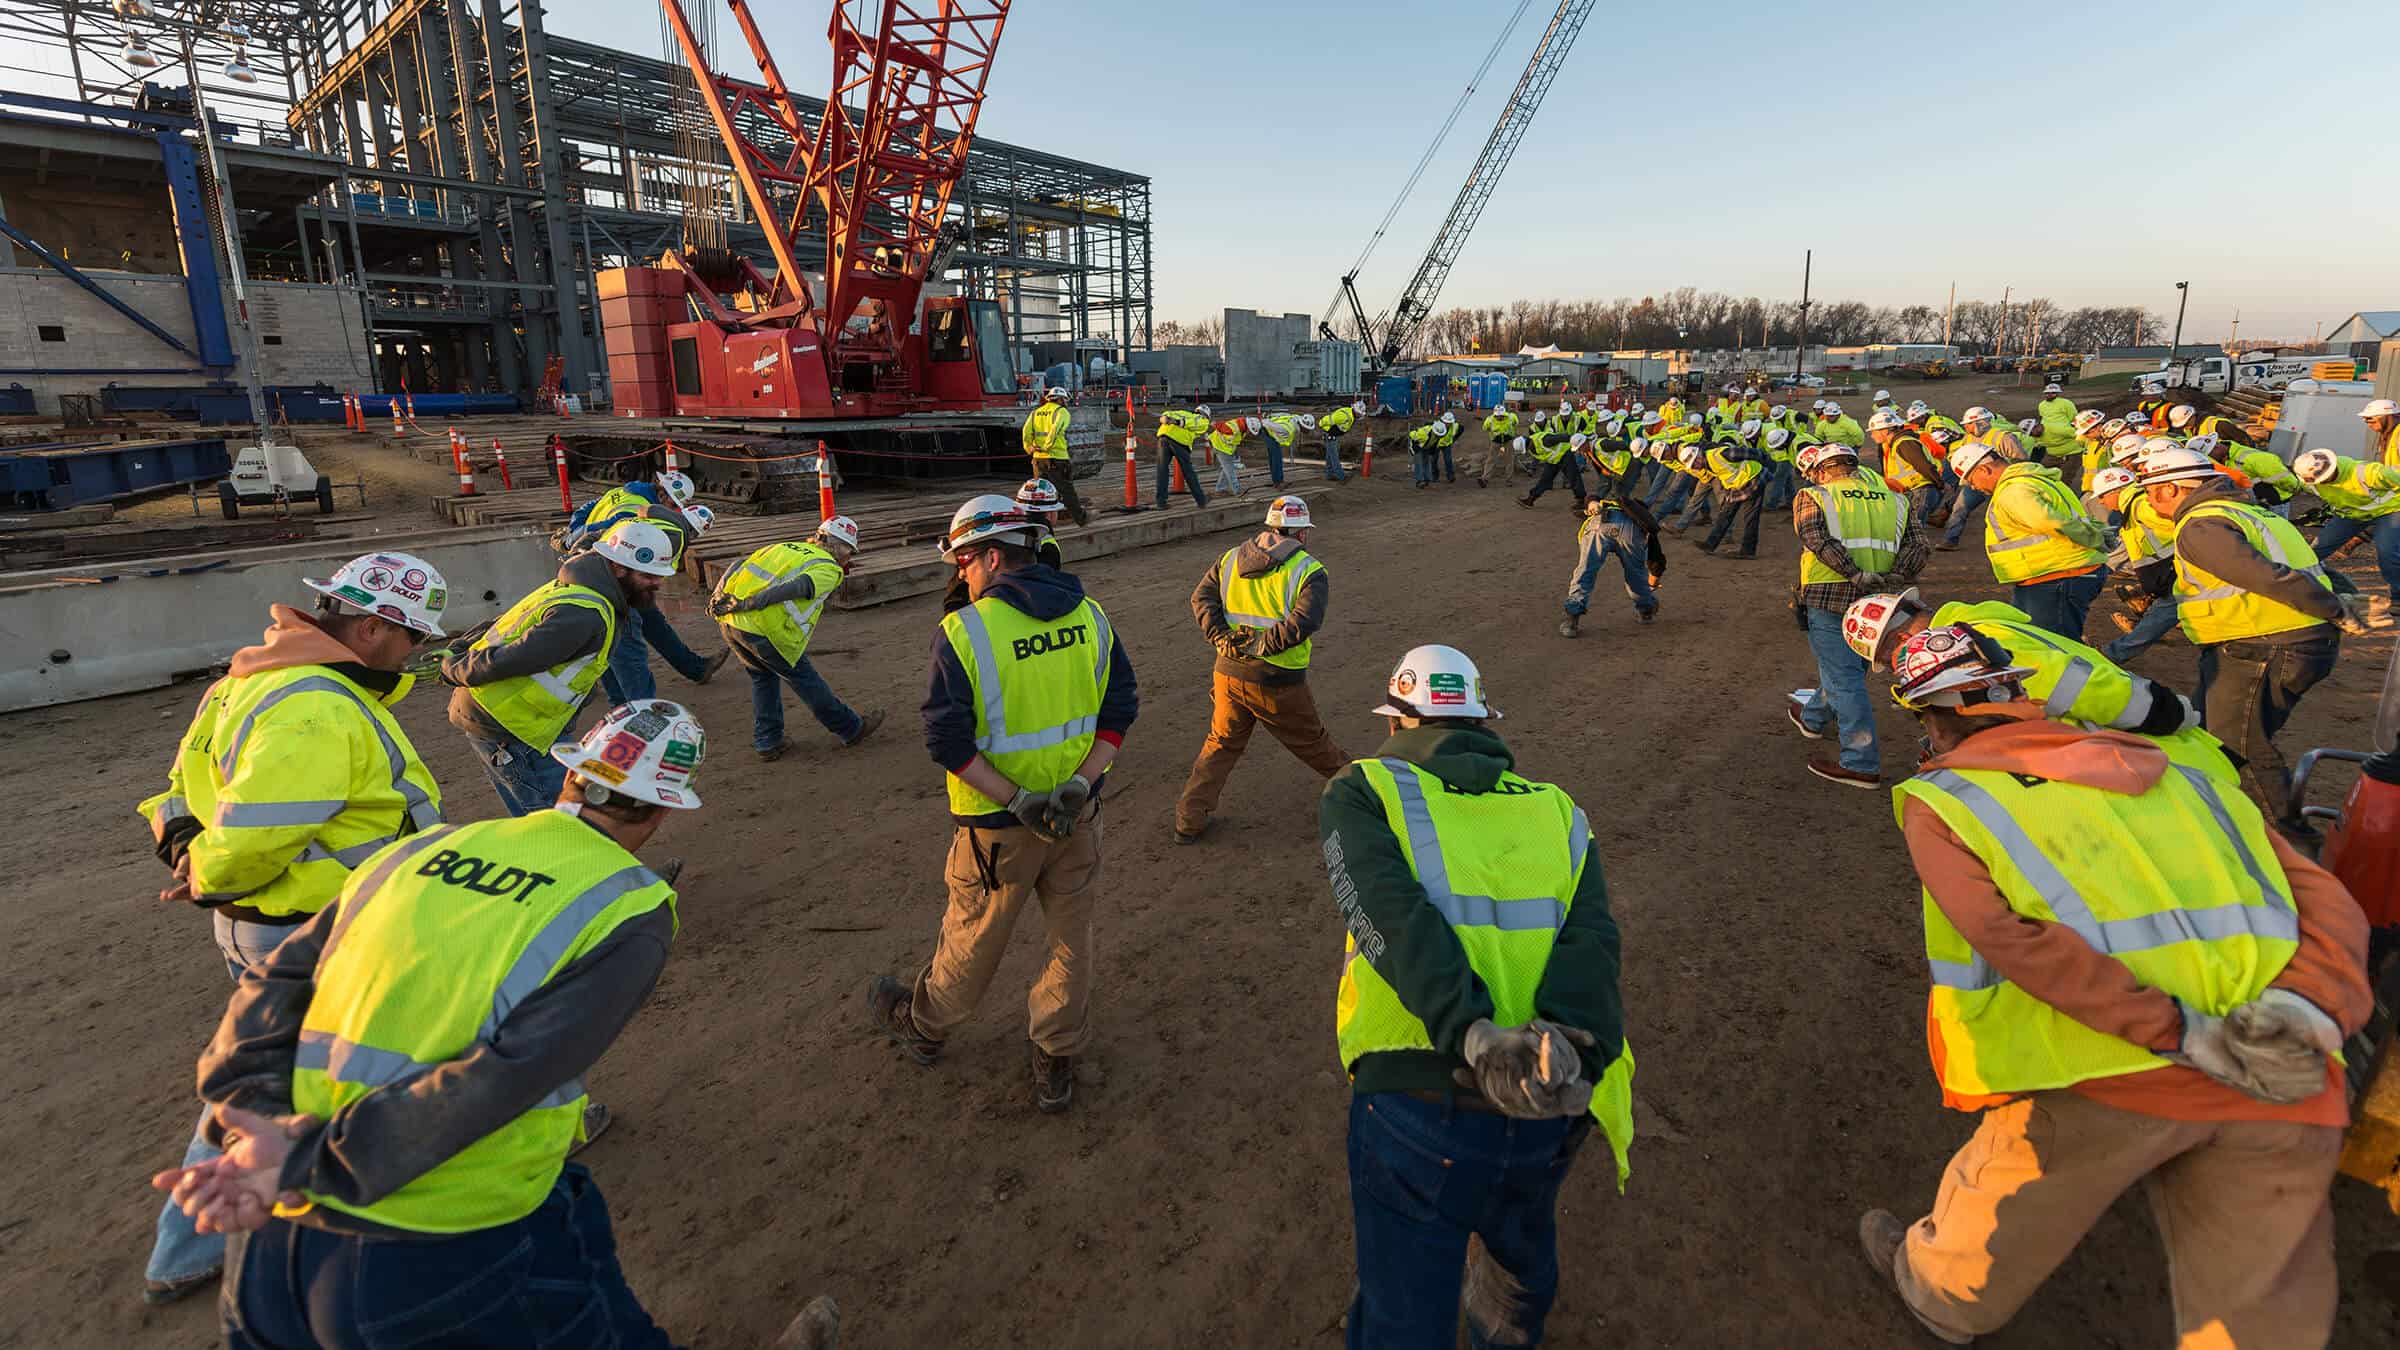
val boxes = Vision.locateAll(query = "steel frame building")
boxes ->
[6,0,1151,401]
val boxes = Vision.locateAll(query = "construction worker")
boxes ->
[1856,625,2373,1349]
[1560,439,1660,635]
[1948,438,2110,640]
[1209,415,1255,497]
[2187,430,2303,512]
[1022,386,1090,525]
[1318,400,1363,481]
[2084,465,2186,665]
[1818,399,1864,449]
[560,470,731,704]
[1259,410,1302,488]
[442,519,677,816]
[1759,424,1800,511]
[869,496,1139,1113]
[1867,408,1944,523]
[1477,401,1521,489]
[1408,418,1442,489]
[1695,429,1768,558]
[711,515,887,761]
[145,702,850,1347]
[1154,404,1212,509]
[1173,495,1345,842]
[135,552,450,1306]
[1516,413,1586,509]
[1323,643,1634,1350]
[2140,445,2368,831]
[2068,409,2112,490]
[2360,397,2399,468]
[1426,409,1457,483]
[2033,382,2078,461]
[1786,442,1928,789]
[1841,585,2196,734]
[2294,445,2400,599]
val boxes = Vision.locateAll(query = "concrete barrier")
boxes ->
[0,525,557,712]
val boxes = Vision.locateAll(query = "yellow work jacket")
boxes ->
[1984,464,2105,584]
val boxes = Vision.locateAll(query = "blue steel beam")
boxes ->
[0,215,205,364]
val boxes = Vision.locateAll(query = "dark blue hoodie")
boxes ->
[923,564,1139,828]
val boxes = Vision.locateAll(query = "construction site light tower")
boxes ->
[1343,0,1595,370]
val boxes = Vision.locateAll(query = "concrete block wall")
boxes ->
[1222,308,1313,398]
[0,271,371,413]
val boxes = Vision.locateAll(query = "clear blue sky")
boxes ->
[594,0,2394,343]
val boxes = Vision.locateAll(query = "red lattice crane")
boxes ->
[601,1,1018,420]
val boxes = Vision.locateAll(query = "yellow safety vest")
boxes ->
[938,594,1114,817]
[2173,500,2333,645]
[2104,490,2176,565]
[1335,757,1635,1187]
[1158,412,1206,449]
[1023,402,1071,458]
[1984,464,2104,584]
[289,812,676,1232]
[1894,733,2298,1108]
[1879,437,1932,493]
[2311,454,2400,520]
[1798,473,1905,586]
[141,664,443,918]
[715,541,845,665]
[585,486,649,525]
[1528,425,1567,463]
[1929,600,2150,730]
[1218,546,1323,671]
[466,581,619,750]
[1483,411,1520,439]
[1320,407,1357,435]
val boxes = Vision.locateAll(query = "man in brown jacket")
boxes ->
[1173,496,1346,843]
[1857,625,2373,1347]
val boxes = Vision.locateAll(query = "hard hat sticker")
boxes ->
[1427,672,1467,706]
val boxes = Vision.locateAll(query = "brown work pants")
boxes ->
[1173,672,1349,835]
[909,821,1102,1057]
[1893,1091,2341,1347]
[1473,435,1518,484]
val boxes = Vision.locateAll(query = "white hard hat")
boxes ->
[684,504,716,534]
[2017,417,2039,435]
[2294,447,2339,485]
[1532,410,1549,424]
[1443,410,1458,423]
[593,519,681,576]
[1866,408,1903,433]
[1947,441,2001,478]
[2107,433,2148,464]
[1298,414,1318,431]
[2098,417,2128,440]
[1372,643,1499,720]
[1244,416,1263,434]
[1904,400,1930,420]
[1811,399,1828,412]
[550,698,707,811]
[1511,435,1528,453]
[1764,427,1792,450]
[1873,388,1893,403]
[1045,385,1069,401]
[1893,625,2034,711]
[1640,411,1662,426]
[1823,401,1843,416]
[2124,410,2152,430]
[2072,409,2106,436]
[816,513,860,550]
[1841,587,1924,664]
[2090,466,2139,499]
[1631,402,1646,413]
[1195,404,1212,418]
[1962,406,1993,429]
[1797,443,1855,474]
[2136,444,2220,487]
[655,469,697,507]
[1265,495,1312,529]
[1738,419,1762,438]
[2167,404,2197,429]
[2183,432,2221,458]
[2042,382,2063,394]
[939,493,1038,557]
[1684,413,1703,427]
[1770,404,1787,417]
[1558,400,1572,412]
[303,551,449,637]
[2360,398,2398,420]
[1677,443,1704,470]
[1015,478,1061,511]
[1351,400,1366,415]
[1626,436,1646,454]
[1569,432,1589,449]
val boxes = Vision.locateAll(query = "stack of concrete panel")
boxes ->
[1223,309,1313,398]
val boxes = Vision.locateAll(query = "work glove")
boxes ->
[1043,774,1092,838]
[2223,990,2343,1104]
[1456,1019,1548,1118]
[2335,593,2394,636]
[1521,1020,1598,1117]
[1005,788,1065,842]
[2163,1000,2268,1097]
[1853,571,1889,589]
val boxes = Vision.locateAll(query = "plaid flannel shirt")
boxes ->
[1791,477,1932,612]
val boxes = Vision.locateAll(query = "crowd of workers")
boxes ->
[130,372,2396,1348]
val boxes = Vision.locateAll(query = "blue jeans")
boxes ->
[2103,590,2183,664]
[1563,513,1656,617]
[1522,455,1583,502]
[1413,450,1437,485]
[223,1164,678,1349]
[1801,607,1878,774]
[730,629,862,748]
[1701,491,1763,554]
[1323,434,1347,480]
[599,606,710,706]
[1441,443,1456,480]
[1762,460,1796,510]
[1942,484,1988,546]
[1154,444,1206,508]
[1346,1092,1589,1350]
[1265,438,1286,485]
[1213,450,1242,495]
[2313,512,2400,596]
[2011,569,2105,642]
[148,914,298,1285]
[463,724,568,817]
[1649,472,1695,516]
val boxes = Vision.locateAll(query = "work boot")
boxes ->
[843,710,887,748]
[1171,818,1215,846]
[691,649,731,685]
[570,1101,614,1156]
[1786,701,1826,740]
[1857,1210,1975,1344]
[756,740,792,762]
[1807,756,1881,790]
[1636,603,1657,625]
[1515,495,1538,509]
[1692,540,1717,554]
[1031,1043,1074,1114]
[1474,476,1487,488]
[2108,611,2136,635]
[1558,613,1581,639]
[142,1269,220,1306]
[867,976,941,1066]
[775,1296,842,1350]
[1934,540,1962,552]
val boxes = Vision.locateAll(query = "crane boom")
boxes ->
[1369,0,1595,368]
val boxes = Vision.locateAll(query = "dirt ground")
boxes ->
[6,436,2398,1349]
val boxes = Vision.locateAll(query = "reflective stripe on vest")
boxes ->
[1798,477,1905,585]
[949,601,1112,755]
[2173,500,2331,643]
[466,584,618,748]
[1377,757,1588,932]
[216,675,442,834]
[1983,467,2100,580]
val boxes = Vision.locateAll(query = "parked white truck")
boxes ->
[2134,352,2366,396]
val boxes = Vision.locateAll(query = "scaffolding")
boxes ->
[3,0,1152,398]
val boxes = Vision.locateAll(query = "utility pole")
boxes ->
[1795,249,1811,385]
[1943,282,1955,351]
[2228,308,2241,355]
[1998,285,2011,360]
[2169,281,2190,366]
